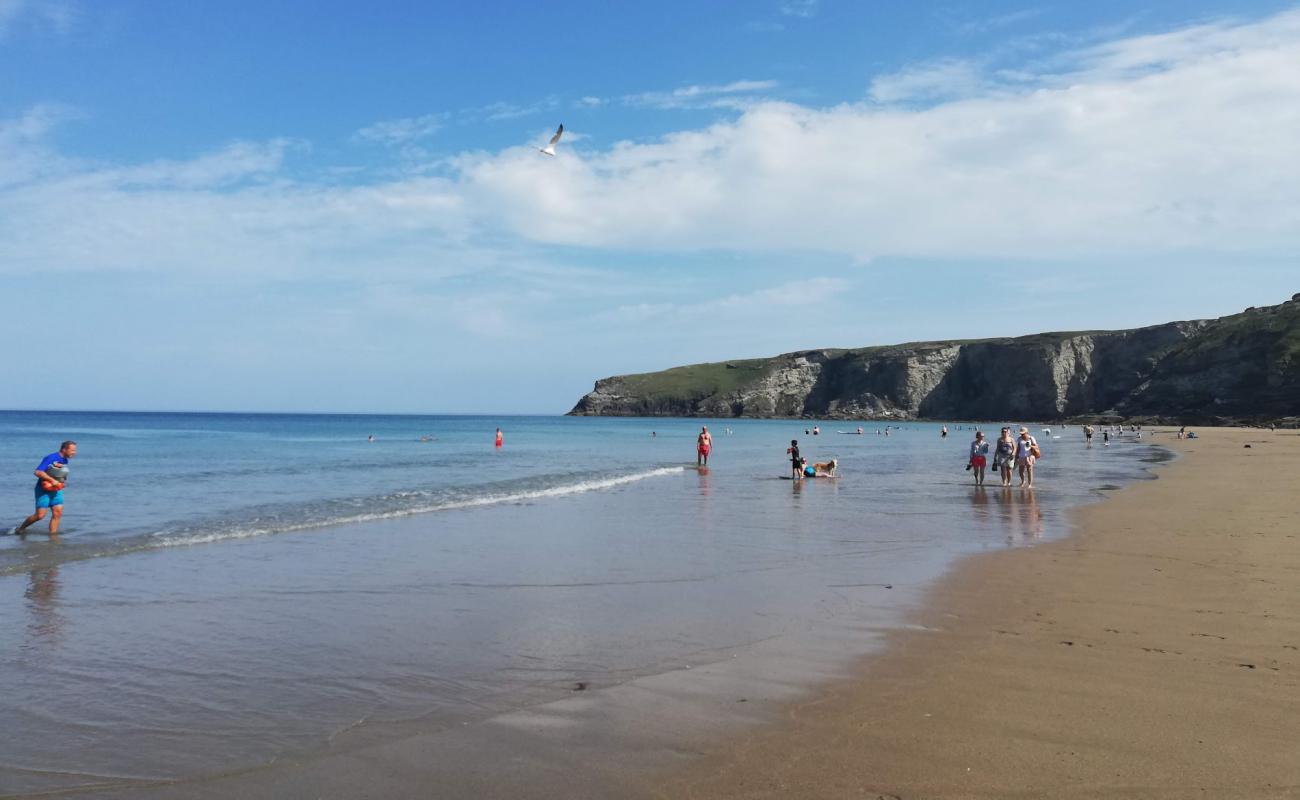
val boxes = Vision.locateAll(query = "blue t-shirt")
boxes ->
[35,452,68,488]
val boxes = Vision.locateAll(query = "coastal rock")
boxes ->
[569,297,1300,424]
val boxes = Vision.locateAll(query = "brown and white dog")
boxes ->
[811,458,837,477]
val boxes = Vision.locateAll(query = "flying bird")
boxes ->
[539,124,564,156]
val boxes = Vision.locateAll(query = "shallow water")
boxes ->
[0,413,1165,793]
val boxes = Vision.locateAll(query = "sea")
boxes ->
[0,411,1169,795]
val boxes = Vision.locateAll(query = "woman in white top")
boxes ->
[968,431,990,486]
[1015,427,1039,488]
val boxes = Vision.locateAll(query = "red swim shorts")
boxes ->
[971,456,987,468]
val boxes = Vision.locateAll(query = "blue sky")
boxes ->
[2,0,1298,413]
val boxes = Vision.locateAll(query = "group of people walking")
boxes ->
[967,427,1040,488]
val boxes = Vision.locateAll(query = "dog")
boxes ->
[811,458,837,477]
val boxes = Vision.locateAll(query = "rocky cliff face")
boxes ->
[570,297,1300,423]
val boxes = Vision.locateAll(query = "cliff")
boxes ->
[569,296,1300,424]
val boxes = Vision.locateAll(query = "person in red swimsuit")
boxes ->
[696,426,712,466]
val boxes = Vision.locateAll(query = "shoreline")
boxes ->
[2,429,1248,799]
[650,427,1300,798]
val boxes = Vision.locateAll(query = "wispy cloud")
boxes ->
[622,79,779,110]
[461,97,560,122]
[6,9,1300,283]
[355,114,444,146]
[780,0,819,19]
[0,0,77,39]
[947,8,1044,35]
[868,58,990,104]
[463,9,1300,260]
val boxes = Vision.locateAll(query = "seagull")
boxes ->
[539,123,564,156]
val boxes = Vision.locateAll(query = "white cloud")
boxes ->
[461,9,1300,261]
[3,8,1299,290]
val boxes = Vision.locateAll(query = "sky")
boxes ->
[2,0,1298,414]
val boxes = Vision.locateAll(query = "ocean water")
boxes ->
[0,411,1168,794]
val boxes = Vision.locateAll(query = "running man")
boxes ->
[13,441,77,536]
[697,426,713,466]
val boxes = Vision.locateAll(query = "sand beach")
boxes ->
[655,428,1300,799]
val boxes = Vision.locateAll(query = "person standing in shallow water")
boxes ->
[787,439,802,480]
[1015,426,1039,488]
[696,426,712,466]
[13,441,77,536]
[494,428,503,448]
[993,427,1016,487]
[968,430,989,486]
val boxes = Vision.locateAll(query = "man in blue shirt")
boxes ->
[12,441,77,536]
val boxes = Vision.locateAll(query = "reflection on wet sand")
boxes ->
[989,487,1044,543]
[24,564,65,647]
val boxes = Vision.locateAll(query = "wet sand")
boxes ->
[31,429,1296,799]
[654,428,1300,799]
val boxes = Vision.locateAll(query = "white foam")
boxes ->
[153,466,687,549]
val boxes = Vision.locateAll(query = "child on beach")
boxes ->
[787,439,802,479]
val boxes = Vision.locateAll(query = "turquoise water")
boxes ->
[0,411,1167,793]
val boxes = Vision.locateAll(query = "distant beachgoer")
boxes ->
[1015,427,1039,488]
[697,426,712,466]
[993,427,1015,487]
[941,425,948,438]
[12,441,77,536]
[969,431,989,486]
[367,434,374,443]
[1084,425,1094,444]
[651,431,656,437]
[787,439,802,479]
[812,426,820,436]
[495,428,504,448]
[1103,429,1111,444]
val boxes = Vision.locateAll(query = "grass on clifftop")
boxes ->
[1176,301,1300,369]
[616,358,772,399]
